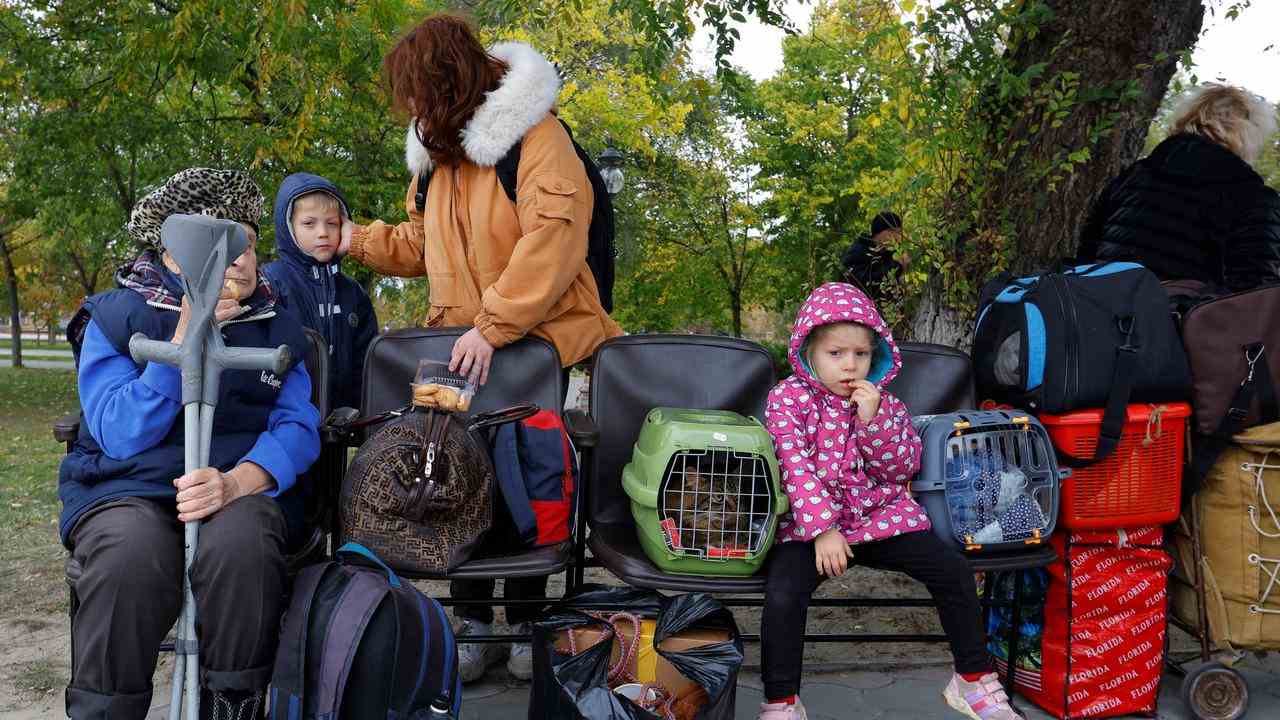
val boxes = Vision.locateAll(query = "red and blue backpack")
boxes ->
[491,409,579,548]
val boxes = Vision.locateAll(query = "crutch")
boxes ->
[128,214,292,720]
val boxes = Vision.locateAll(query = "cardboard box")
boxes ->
[553,619,731,698]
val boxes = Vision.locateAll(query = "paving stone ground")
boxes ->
[443,658,1280,720]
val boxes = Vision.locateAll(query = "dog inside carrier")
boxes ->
[912,412,1062,553]
[623,408,787,576]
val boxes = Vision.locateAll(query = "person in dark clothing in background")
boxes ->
[839,211,907,301]
[1076,84,1280,291]
[264,173,378,411]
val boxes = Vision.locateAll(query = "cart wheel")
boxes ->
[1181,662,1249,720]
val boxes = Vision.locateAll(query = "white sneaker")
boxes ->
[455,620,507,684]
[943,672,1024,720]
[757,699,808,720]
[507,622,534,680]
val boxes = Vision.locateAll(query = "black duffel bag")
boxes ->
[973,261,1191,465]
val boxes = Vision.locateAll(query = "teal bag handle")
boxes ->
[336,542,402,588]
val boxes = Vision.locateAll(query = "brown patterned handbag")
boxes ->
[340,403,538,574]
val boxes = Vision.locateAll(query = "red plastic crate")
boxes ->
[1038,403,1189,529]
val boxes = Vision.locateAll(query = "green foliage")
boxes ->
[1257,117,1280,188]
[1,0,427,303]
[3,0,1270,348]
[478,0,797,74]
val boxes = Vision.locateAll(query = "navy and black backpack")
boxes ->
[269,543,461,719]
[972,261,1190,465]
[414,118,617,312]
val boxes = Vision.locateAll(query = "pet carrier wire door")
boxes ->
[622,408,787,576]
[660,448,774,559]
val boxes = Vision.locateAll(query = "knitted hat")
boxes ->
[127,168,265,248]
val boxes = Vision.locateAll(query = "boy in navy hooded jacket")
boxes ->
[265,173,378,411]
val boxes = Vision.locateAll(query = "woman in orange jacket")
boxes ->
[337,14,621,685]
[340,15,621,387]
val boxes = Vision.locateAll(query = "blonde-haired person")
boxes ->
[1077,83,1280,291]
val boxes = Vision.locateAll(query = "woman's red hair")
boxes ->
[383,15,508,167]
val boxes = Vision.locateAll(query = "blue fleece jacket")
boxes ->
[263,173,378,411]
[58,283,320,546]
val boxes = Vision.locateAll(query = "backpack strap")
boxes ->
[312,569,392,719]
[492,422,539,546]
[495,144,521,204]
[1055,315,1140,468]
[490,119,579,206]
[398,584,462,717]
[476,404,543,546]
[416,141,520,211]
[413,170,436,214]
[269,562,333,720]
[1188,344,1279,492]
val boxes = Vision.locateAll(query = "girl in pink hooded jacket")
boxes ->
[757,283,1021,720]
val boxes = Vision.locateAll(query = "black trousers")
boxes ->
[66,495,287,720]
[451,367,571,628]
[451,451,550,627]
[451,575,550,627]
[760,530,990,700]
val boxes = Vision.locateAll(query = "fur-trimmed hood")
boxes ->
[404,41,562,176]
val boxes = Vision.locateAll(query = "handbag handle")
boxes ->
[333,401,541,435]
[468,403,541,432]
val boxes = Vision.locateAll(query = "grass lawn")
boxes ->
[0,338,69,351]
[0,367,78,617]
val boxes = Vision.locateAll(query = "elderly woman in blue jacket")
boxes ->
[58,168,320,720]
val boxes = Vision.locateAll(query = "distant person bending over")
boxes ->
[839,211,909,302]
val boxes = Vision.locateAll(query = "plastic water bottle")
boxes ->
[946,455,979,537]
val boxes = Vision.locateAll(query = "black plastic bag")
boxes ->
[529,586,743,720]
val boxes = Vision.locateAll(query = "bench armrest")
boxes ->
[564,408,598,449]
[54,412,80,444]
[321,406,360,444]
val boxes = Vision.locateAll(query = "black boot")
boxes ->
[200,688,264,720]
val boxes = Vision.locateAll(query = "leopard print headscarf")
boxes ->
[127,168,265,248]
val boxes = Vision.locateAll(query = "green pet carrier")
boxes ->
[622,408,788,576]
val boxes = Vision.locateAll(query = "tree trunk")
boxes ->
[984,0,1205,272]
[911,277,972,351]
[911,0,1204,345]
[0,236,22,368]
[730,289,743,338]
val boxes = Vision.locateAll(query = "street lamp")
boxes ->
[597,147,624,196]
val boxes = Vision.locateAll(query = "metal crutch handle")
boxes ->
[128,335,184,367]
[129,334,210,407]
[216,344,293,377]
